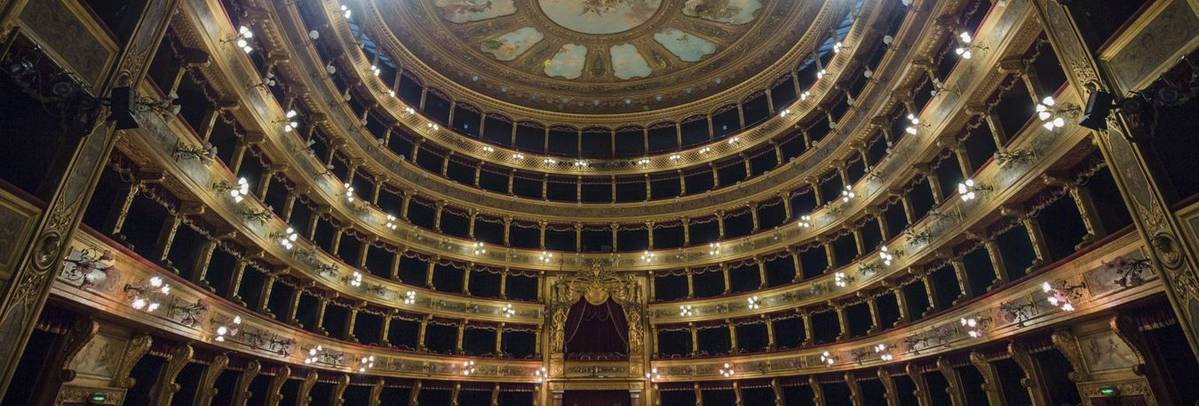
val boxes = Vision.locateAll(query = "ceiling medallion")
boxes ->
[385,0,822,114]
[538,0,663,34]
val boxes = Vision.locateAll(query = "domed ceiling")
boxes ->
[374,0,828,114]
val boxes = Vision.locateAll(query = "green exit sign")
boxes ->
[88,392,108,404]
[1098,386,1119,397]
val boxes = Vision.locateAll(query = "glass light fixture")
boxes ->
[403,290,417,304]
[957,178,990,201]
[879,246,894,266]
[905,113,920,135]
[954,32,975,59]
[277,227,299,250]
[235,25,254,53]
[746,296,761,310]
[960,317,982,338]
[841,185,856,202]
[679,305,694,317]
[834,271,849,287]
[357,355,376,373]
[819,351,836,366]
[215,315,242,342]
[349,271,363,287]
[501,303,516,318]
[797,214,812,228]
[720,363,735,377]
[343,183,356,203]
[1036,96,1067,130]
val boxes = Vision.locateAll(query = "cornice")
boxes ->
[53,230,543,382]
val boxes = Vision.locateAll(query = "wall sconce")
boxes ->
[272,227,299,250]
[833,41,844,54]
[342,182,356,203]
[904,113,921,135]
[462,360,477,375]
[873,344,894,361]
[834,271,851,287]
[348,271,363,287]
[801,90,812,101]
[708,243,721,256]
[214,315,242,342]
[797,214,812,228]
[644,367,660,382]
[303,345,325,364]
[879,246,895,266]
[213,177,251,203]
[960,317,985,338]
[1035,96,1080,130]
[641,251,654,262]
[957,178,992,201]
[501,304,516,318]
[746,296,761,310]
[953,32,988,59]
[403,290,416,304]
[719,363,735,377]
[779,108,792,118]
[535,367,549,383]
[227,25,254,53]
[385,214,398,230]
[340,4,352,19]
[356,355,376,373]
[1041,280,1085,312]
[125,275,171,312]
[819,351,837,366]
[840,185,856,203]
[679,305,694,317]
[473,242,487,255]
[279,110,299,132]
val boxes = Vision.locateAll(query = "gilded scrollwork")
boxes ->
[548,263,645,356]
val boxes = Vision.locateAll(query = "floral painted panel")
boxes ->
[610,44,652,80]
[545,44,588,79]
[538,0,662,34]
[435,0,518,23]
[682,0,762,24]
[481,27,544,61]
[653,28,717,62]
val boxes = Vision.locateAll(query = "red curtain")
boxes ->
[563,298,628,360]
[562,390,631,406]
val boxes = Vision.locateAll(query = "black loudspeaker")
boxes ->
[108,86,139,130]
[1080,90,1113,131]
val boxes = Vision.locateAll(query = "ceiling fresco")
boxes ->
[375,0,832,113]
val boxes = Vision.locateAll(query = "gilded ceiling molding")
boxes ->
[270,0,900,174]
[356,0,841,121]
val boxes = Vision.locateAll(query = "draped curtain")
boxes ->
[562,390,631,406]
[563,298,628,360]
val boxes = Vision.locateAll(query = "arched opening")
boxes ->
[563,298,629,361]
